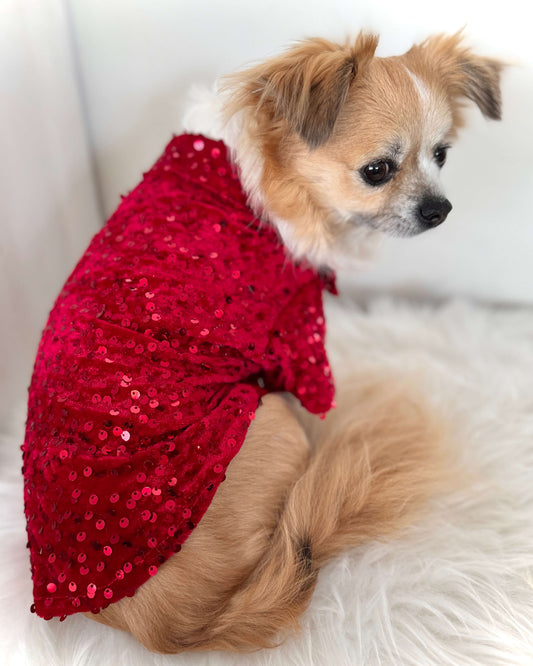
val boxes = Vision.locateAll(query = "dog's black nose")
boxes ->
[418,197,452,228]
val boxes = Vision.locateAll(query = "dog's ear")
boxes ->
[457,55,503,120]
[410,33,504,121]
[224,33,378,148]
[258,34,379,147]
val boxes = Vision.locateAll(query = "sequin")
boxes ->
[22,133,335,621]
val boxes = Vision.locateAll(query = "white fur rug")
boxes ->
[2,297,533,666]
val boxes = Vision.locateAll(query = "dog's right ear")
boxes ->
[224,34,379,148]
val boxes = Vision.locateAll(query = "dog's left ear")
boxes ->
[224,33,378,148]
[457,55,503,120]
[410,33,504,121]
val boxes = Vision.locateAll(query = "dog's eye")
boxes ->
[433,145,449,167]
[361,160,395,186]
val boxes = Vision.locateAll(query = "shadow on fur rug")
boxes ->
[1,297,532,665]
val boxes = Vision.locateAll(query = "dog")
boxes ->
[22,31,502,653]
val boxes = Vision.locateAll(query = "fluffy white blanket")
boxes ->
[2,297,533,665]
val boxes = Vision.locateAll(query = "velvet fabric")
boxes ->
[22,134,336,619]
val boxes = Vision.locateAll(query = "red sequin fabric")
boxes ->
[22,134,336,620]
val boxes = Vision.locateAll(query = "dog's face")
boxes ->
[224,33,503,266]
[296,56,456,238]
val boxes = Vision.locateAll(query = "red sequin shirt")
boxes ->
[22,134,336,620]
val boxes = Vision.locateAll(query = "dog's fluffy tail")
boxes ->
[191,377,446,651]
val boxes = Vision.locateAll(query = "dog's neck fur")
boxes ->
[181,84,379,272]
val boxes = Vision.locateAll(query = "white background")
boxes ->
[1,0,532,422]
[0,1,101,424]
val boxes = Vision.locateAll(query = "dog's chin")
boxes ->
[350,214,434,239]
[386,221,433,238]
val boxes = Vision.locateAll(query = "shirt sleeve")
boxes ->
[263,279,335,415]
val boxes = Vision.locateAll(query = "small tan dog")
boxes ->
[91,32,502,652]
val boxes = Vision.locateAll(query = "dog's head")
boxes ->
[223,32,503,267]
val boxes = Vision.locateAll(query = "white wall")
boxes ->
[68,0,533,305]
[0,0,102,423]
